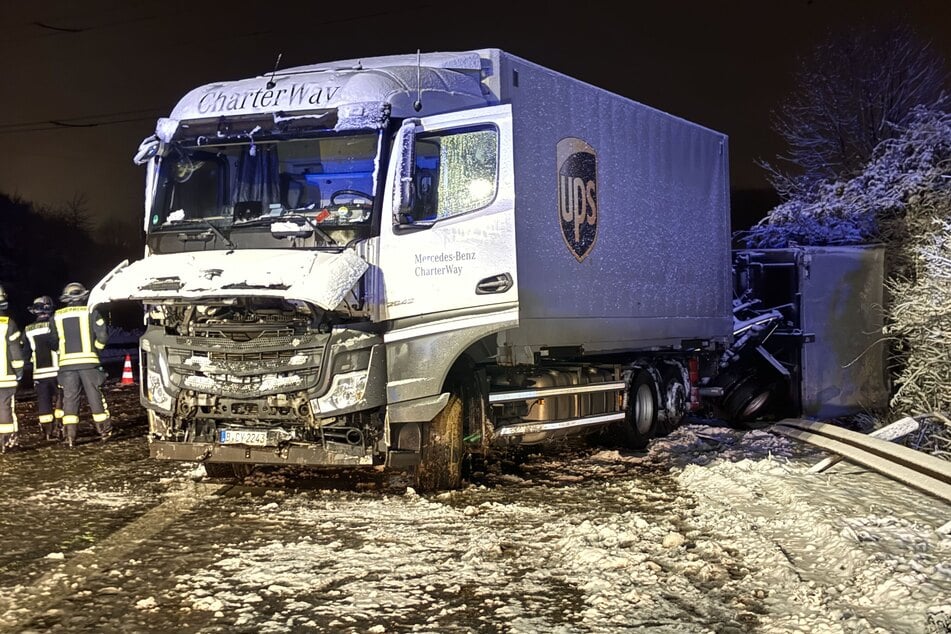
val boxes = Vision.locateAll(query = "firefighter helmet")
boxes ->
[60,282,90,305]
[29,295,55,318]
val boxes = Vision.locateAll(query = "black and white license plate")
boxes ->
[218,429,269,446]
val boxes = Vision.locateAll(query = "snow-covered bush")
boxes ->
[886,213,951,456]
[743,107,951,259]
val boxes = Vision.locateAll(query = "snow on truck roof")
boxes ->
[167,49,496,126]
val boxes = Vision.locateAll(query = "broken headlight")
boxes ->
[313,370,369,413]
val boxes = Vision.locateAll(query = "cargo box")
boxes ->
[477,51,733,354]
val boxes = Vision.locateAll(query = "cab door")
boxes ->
[378,104,517,325]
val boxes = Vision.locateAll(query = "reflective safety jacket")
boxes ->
[51,306,108,369]
[25,320,59,380]
[0,316,25,388]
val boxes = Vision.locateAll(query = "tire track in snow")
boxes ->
[0,482,228,632]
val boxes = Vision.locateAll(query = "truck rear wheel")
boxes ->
[612,370,658,450]
[414,394,464,492]
[656,368,686,436]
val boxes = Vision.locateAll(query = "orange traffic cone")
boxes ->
[121,354,135,385]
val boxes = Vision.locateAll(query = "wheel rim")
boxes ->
[634,383,655,434]
[740,389,771,420]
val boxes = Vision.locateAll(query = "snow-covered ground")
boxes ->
[0,387,947,632]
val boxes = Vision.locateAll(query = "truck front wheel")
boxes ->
[414,394,464,492]
[613,370,658,450]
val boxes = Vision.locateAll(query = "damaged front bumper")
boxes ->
[142,322,391,467]
[151,440,374,466]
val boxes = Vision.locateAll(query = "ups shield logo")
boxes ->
[557,138,598,262]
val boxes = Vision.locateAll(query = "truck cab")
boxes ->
[92,51,522,485]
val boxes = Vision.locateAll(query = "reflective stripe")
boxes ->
[54,409,64,418]
[92,412,110,423]
[59,353,101,366]
[63,415,80,425]
[79,313,92,355]
[39,414,54,423]
[0,319,16,387]
[11,359,23,369]
[0,321,5,379]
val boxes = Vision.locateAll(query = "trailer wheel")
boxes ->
[415,394,464,492]
[723,375,778,425]
[613,371,658,450]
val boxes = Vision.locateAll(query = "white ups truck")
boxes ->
[92,49,884,489]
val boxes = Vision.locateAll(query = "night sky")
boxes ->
[1,0,949,230]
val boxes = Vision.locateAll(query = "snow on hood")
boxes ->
[88,249,368,311]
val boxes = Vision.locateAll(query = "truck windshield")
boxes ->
[148,132,380,231]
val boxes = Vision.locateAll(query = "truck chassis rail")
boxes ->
[770,418,951,504]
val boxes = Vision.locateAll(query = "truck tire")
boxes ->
[724,375,783,427]
[613,370,658,450]
[414,394,464,492]
[656,368,686,437]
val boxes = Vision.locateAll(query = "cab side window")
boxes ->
[412,127,498,221]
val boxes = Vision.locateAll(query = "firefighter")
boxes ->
[0,283,26,452]
[25,296,64,441]
[50,282,112,447]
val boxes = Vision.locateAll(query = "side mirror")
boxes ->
[133,135,161,165]
[395,118,419,224]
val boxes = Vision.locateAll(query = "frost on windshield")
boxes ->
[407,127,498,222]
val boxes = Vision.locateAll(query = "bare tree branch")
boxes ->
[760,23,949,198]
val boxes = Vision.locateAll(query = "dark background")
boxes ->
[1,1,949,250]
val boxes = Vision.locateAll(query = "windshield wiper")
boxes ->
[173,219,236,249]
[200,219,237,249]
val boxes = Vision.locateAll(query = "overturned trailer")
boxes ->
[91,49,887,488]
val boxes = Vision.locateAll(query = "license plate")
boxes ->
[219,429,269,446]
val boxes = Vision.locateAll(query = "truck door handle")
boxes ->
[476,273,513,295]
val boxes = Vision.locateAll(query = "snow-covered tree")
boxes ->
[744,107,951,261]
[761,23,949,199]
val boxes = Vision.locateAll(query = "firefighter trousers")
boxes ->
[35,377,64,440]
[0,386,17,449]
[60,367,112,442]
